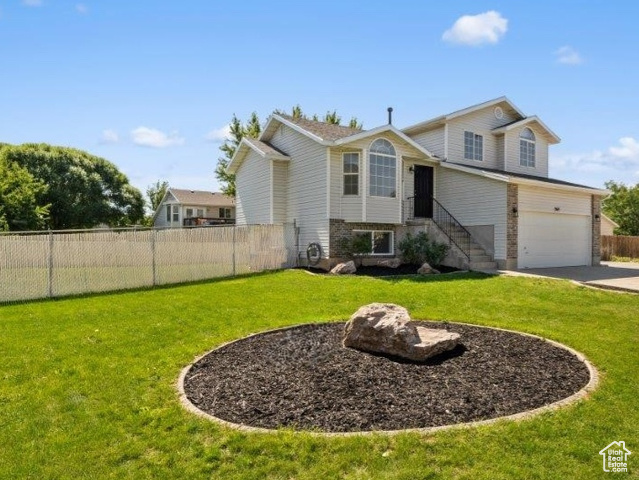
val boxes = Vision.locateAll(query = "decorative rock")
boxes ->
[377,258,402,268]
[417,262,440,274]
[343,303,460,361]
[330,260,357,275]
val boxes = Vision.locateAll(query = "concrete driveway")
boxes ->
[502,261,639,293]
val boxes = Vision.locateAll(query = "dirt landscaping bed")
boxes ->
[182,321,591,433]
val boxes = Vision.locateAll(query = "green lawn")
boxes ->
[0,270,637,479]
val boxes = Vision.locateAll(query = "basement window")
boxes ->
[353,230,394,255]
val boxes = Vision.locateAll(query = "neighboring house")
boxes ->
[228,97,607,270]
[152,188,235,228]
[601,214,618,236]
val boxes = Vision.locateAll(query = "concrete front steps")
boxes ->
[468,242,497,270]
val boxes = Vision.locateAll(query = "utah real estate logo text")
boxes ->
[600,441,631,473]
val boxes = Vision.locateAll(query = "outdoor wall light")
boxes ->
[408,166,415,173]
[595,214,601,222]
[512,206,518,217]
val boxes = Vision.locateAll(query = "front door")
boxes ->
[413,165,434,218]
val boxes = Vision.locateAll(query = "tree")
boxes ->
[1,143,145,229]
[0,156,49,231]
[215,112,261,197]
[146,180,169,212]
[602,180,639,235]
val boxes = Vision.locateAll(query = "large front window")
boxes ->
[369,139,396,198]
[464,131,483,161]
[353,230,394,255]
[519,127,536,167]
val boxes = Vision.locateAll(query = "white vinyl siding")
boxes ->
[505,126,549,177]
[235,150,272,225]
[269,125,329,256]
[436,166,508,261]
[518,185,591,216]
[410,128,446,158]
[272,160,288,223]
[445,106,519,169]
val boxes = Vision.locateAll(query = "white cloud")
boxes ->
[131,126,185,148]
[100,129,119,144]
[22,0,43,6]
[555,46,583,65]
[205,125,231,143]
[442,11,508,46]
[552,137,639,185]
[75,3,88,14]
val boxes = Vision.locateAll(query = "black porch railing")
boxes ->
[405,196,471,260]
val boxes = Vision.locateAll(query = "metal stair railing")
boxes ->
[431,197,472,260]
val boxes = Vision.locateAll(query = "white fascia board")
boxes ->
[492,116,561,144]
[402,96,525,135]
[440,162,510,182]
[228,138,290,174]
[511,177,609,196]
[335,125,439,160]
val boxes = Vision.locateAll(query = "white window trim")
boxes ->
[352,230,395,256]
[368,138,398,198]
[519,128,536,168]
[342,151,360,197]
[464,131,484,162]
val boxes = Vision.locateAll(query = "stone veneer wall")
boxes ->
[329,219,397,260]
[505,184,519,270]
[592,195,602,265]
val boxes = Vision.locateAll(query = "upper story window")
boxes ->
[519,128,536,167]
[343,152,359,196]
[369,139,396,198]
[464,131,483,161]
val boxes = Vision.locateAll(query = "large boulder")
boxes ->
[330,261,357,275]
[343,303,460,362]
[417,262,440,275]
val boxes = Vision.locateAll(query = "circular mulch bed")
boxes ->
[181,322,593,433]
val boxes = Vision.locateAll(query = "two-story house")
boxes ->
[228,97,607,270]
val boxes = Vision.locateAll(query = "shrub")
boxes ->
[398,231,449,266]
[339,233,372,266]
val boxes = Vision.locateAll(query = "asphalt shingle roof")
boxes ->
[278,114,363,141]
[169,189,235,206]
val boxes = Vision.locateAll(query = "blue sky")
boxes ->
[1,1,638,197]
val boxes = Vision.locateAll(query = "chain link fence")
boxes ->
[0,224,298,303]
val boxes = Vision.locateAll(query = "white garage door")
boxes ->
[519,212,591,268]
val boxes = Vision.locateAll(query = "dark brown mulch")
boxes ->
[301,264,460,277]
[183,322,590,433]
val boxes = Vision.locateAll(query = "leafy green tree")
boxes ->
[0,156,49,231]
[602,180,639,235]
[146,180,169,212]
[1,143,144,229]
[215,112,261,197]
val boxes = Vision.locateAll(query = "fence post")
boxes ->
[47,230,54,298]
[151,229,157,286]
[232,226,236,276]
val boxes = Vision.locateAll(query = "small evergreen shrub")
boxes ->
[398,231,449,266]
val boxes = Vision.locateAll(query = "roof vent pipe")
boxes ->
[387,107,393,125]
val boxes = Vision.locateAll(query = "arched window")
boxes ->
[520,127,536,167]
[369,139,396,198]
